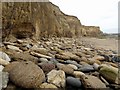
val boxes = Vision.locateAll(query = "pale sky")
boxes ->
[50,0,119,33]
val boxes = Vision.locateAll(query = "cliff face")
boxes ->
[2,2,103,40]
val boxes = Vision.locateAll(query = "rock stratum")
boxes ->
[1,1,103,40]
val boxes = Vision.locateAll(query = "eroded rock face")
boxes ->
[2,2,103,40]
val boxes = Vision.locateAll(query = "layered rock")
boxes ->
[2,1,103,40]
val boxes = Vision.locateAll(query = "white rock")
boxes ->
[7,45,22,52]
[67,64,78,70]
[47,70,65,88]
[0,51,11,62]
[0,72,9,89]
[30,52,52,59]
[0,58,10,66]
[0,65,4,72]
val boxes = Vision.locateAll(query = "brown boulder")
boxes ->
[4,61,45,88]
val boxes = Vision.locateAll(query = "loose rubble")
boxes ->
[0,37,119,90]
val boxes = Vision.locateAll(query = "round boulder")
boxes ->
[3,61,45,88]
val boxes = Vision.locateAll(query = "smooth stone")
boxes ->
[0,72,9,89]
[67,64,78,70]
[66,77,81,87]
[0,58,10,66]
[99,64,118,84]
[39,62,55,74]
[78,64,95,72]
[47,70,65,88]
[0,51,11,62]
[73,71,86,78]
[66,60,82,68]
[0,65,4,72]
[111,56,120,62]
[30,51,52,59]
[81,75,106,89]
[7,45,22,52]
[39,83,57,88]
[57,63,74,75]
[3,61,45,88]
[39,58,48,62]
[93,55,105,61]
[93,63,100,70]
[49,58,59,64]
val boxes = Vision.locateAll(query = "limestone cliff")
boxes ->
[1,2,103,40]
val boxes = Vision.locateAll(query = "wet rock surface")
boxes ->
[0,37,119,90]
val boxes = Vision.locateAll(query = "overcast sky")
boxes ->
[50,0,119,33]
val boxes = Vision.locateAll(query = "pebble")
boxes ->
[38,62,55,74]
[47,69,65,88]
[93,63,100,70]
[66,60,82,68]
[38,58,48,62]
[78,64,95,72]
[67,64,78,70]
[7,45,22,52]
[39,83,57,88]
[57,63,74,75]
[73,71,85,78]
[66,76,81,87]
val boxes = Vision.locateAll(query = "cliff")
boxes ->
[1,2,103,40]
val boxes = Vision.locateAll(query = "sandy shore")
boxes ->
[80,37,118,53]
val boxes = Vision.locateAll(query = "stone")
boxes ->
[39,83,57,88]
[7,51,38,63]
[38,58,48,63]
[66,77,81,87]
[78,64,95,72]
[99,64,118,84]
[47,70,65,88]
[93,63,100,71]
[0,58,10,66]
[7,45,22,52]
[0,65,4,72]
[93,55,105,61]
[3,61,45,88]
[0,51,11,62]
[0,72,9,89]
[81,75,106,89]
[39,62,55,74]
[31,47,48,55]
[30,51,52,59]
[66,60,82,68]
[73,71,86,78]
[67,64,78,70]
[57,63,74,75]
[49,58,59,65]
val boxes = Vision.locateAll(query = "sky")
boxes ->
[50,0,119,33]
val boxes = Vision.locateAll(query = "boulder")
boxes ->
[3,61,45,88]
[66,77,81,87]
[57,63,74,75]
[99,64,119,84]
[80,75,106,89]
[38,62,55,74]
[47,70,66,88]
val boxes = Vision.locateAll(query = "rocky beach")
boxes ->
[0,1,120,90]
